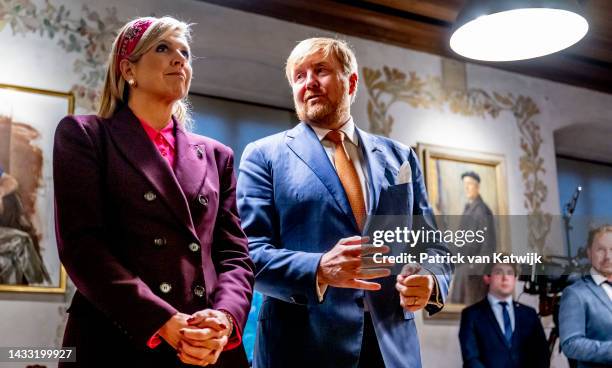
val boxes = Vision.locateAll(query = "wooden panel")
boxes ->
[566,34,612,64]
[201,0,452,54]
[360,0,464,22]
[499,52,612,93]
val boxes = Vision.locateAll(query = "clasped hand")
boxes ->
[160,309,232,366]
[396,263,434,312]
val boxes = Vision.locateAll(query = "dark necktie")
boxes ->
[499,301,513,345]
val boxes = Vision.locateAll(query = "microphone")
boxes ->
[564,186,582,218]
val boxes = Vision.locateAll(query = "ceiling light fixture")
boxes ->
[450,0,589,62]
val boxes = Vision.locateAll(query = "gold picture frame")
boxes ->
[0,83,74,293]
[417,143,510,320]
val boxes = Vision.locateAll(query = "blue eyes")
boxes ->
[295,68,329,81]
[155,44,190,59]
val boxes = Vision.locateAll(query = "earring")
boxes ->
[128,79,136,87]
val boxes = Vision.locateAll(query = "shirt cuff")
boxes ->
[315,274,328,303]
[146,333,162,349]
[426,273,443,308]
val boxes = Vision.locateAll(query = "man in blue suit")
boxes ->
[237,37,452,368]
[559,225,612,368]
[459,261,549,368]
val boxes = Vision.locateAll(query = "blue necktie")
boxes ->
[499,301,513,345]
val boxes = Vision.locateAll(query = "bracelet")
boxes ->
[220,310,234,337]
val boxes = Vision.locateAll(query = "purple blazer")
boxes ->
[53,106,254,367]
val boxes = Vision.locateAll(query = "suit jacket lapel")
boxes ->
[585,275,612,314]
[356,127,386,215]
[107,107,197,239]
[286,122,356,229]
[174,124,208,207]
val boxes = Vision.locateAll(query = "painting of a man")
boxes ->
[449,171,497,305]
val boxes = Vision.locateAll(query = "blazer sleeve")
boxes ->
[237,142,323,305]
[458,308,487,368]
[53,116,177,347]
[408,149,453,313]
[210,146,255,348]
[559,285,612,364]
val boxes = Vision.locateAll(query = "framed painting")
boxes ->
[417,143,510,320]
[0,83,74,293]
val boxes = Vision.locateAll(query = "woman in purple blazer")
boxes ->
[53,16,254,367]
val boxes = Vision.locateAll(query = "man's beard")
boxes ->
[295,93,348,128]
[299,98,334,122]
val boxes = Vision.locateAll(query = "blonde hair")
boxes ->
[285,37,358,96]
[587,224,612,249]
[98,16,192,126]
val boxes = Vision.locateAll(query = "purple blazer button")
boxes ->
[159,282,172,294]
[188,242,200,252]
[198,194,208,206]
[193,285,205,298]
[144,191,157,201]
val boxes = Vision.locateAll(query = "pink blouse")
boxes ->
[138,117,176,169]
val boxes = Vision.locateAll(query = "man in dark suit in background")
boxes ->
[459,260,549,368]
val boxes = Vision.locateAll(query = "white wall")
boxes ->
[2,1,611,367]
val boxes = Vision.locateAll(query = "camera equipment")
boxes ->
[518,185,587,365]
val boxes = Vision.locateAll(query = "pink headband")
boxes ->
[115,19,154,76]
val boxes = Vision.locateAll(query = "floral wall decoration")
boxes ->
[0,0,123,111]
[363,66,552,252]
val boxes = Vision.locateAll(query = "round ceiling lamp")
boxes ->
[450,0,589,62]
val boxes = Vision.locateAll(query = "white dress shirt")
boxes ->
[487,293,515,335]
[590,267,612,301]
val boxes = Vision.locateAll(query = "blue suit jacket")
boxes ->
[237,122,451,368]
[559,275,612,368]
[459,298,549,368]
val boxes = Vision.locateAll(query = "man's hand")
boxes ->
[176,309,232,366]
[317,236,392,291]
[396,264,434,312]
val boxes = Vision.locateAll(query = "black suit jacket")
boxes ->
[459,298,550,368]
